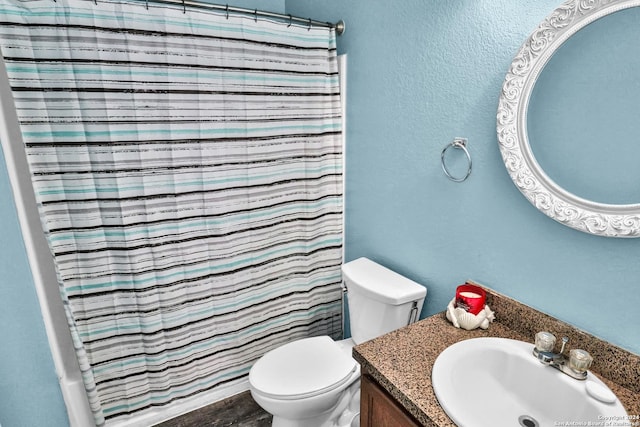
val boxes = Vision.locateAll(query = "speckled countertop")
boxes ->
[353,285,640,426]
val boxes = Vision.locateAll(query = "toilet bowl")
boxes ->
[248,258,427,427]
[250,336,360,427]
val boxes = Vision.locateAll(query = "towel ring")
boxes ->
[441,138,472,182]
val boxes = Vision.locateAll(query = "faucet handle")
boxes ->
[534,331,556,352]
[569,349,593,373]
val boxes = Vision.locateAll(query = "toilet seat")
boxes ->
[249,336,357,400]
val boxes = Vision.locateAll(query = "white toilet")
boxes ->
[248,257,427,427]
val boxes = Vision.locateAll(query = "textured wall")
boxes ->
[286,0,640,355]
[0,149,67,427]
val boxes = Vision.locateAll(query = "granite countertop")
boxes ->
[352,285,640,427]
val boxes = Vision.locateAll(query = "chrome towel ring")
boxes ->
[441,138,472,182]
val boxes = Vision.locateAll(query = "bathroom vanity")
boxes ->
[360,373,420,427]
[353,286,640,426]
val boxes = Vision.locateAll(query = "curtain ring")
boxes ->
[308,18,312,31]
[225,4,229,19]
[441,138,472,182]
[287,14,292,28]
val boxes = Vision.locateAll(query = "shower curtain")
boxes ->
[0,0,343,425]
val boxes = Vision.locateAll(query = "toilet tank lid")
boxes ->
[342,257,427,305]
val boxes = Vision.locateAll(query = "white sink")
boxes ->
[432,337,627,427]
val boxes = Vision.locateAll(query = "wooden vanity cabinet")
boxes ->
[360,374,421,427]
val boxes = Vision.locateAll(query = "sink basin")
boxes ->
[432,337,627,427]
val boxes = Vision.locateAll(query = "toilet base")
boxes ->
[269,379,360,427]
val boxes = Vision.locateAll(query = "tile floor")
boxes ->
[155,391,272,427]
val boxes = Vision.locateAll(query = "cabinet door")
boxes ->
[360,374,421,427]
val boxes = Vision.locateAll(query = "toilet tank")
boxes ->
[342,257,427,344]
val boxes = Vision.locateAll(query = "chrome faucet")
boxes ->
[532,332,593,380]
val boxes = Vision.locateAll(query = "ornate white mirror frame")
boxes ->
[497,0,640,237]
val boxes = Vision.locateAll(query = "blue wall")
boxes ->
[286,0,640,355]
[0,150,67,427]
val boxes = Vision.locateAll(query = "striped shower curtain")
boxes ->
[0,0,343,425]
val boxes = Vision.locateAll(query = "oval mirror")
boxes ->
[497,0,640,237]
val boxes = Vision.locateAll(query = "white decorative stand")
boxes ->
[446,299,495,331]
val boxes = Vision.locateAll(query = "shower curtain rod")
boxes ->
[136,0,345,35]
